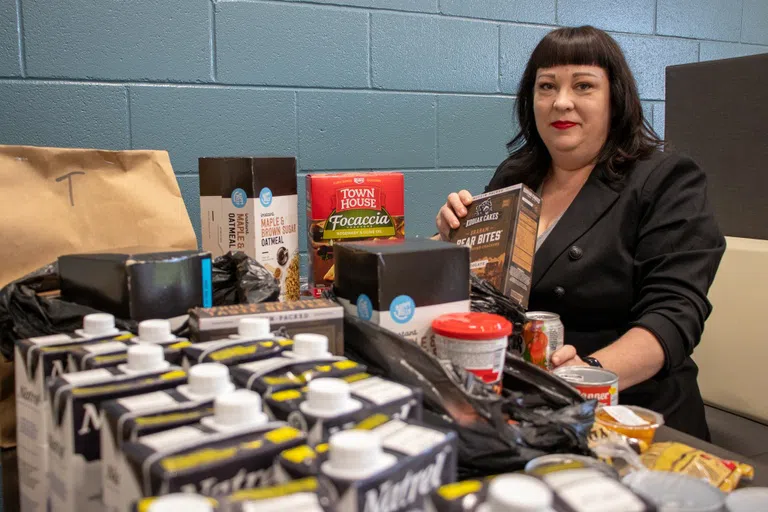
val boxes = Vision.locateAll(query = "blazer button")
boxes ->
[568,246,583,260]
[554,286,566,298]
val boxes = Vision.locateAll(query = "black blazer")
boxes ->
[488,150,726,440]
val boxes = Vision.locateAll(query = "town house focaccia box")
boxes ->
[306,173,405,294]
[449,184,541,309]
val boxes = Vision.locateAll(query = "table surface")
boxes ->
[655,425,768,488]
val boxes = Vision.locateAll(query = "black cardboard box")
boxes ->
[334,238,470,354]
[59,249,213,322]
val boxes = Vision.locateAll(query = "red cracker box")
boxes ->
[306,173,405,292]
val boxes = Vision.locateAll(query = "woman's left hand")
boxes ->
[551,345,589,368]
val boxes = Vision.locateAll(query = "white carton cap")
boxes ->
[147,493,214,512]
[203,389,268,431]
[179,363,235,399]
[119,344,170,374]
[290,333,331,359]
[321,430,397,481]
[237,317,271,338]
[299,378,362,418]
[487,474,553,512]
[136,319,175,343]
[75,313,119,337]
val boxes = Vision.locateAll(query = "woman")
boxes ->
[436,26,725,440]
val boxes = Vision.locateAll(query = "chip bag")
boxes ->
[640,442,754,492]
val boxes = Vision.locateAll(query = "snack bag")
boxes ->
[640,442,754,492]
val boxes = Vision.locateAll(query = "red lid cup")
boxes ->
[431,312,512,341]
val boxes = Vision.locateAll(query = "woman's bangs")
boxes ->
[531,30,611,71]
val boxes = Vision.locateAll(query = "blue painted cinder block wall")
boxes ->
[1,0,767,253]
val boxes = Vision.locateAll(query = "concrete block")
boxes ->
[557,0,655,34]
[439,0,555,24]
[657,0,741,42]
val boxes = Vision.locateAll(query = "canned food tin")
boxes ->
[522,312,564,370]
[525,453,618,479]
[554,366,619,406]
[432,312,512,391]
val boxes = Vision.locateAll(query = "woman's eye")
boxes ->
[576,82,593,91]
[538,83,555,91]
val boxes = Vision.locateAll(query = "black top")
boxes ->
[487,150,726,440]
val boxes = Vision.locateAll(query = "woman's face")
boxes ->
[533,64,611,168]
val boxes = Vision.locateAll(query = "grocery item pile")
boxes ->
[3,159,761,512]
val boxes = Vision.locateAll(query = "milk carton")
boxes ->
[182,317,290,367]
[276,415,458,512]
[68,319,190,372]
[225,477,337,512]
[264,377,423,445]
[230,333,366,395]
[120,390,306,509]
[132,494,220,512]
[14,313,131,512]
[47,344,187,512]
[101,363,236,512]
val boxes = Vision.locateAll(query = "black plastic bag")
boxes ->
[470,274,527,355]
[342,314,596,479]
[211,251,280,305]
[0,252,279,360]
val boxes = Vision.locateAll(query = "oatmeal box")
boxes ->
[306,173,405,292]
[449,184,541,309]
[199,157,300,301]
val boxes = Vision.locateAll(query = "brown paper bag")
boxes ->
[0,145,198,287]
[0,145,197,448]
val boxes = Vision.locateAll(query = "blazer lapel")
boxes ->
[532,171,620,288]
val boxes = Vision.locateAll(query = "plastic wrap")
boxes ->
[342,313,596,479]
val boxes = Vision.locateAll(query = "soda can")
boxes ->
[522,311,564,370]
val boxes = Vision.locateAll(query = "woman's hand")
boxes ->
[551,345,588,368]
[436,190,473,240]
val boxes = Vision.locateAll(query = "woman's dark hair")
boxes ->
[490,26,662,191]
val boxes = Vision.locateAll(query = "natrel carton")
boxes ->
[306,172,405,294]
[449,183,541,309]
[101,363,236,512]
[225,477,337,512]
[229,333,366,395]
[68,319,190,372]
[120,390,306,508]
[47,345,187,512]
[264,376,423,445]
[199,157,300,301]
[182,317,290,367]
[14,313,131,512]
[276,414,458,512]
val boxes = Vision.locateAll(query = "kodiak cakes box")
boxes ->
[334,239,470,354]
[306,172,405,294]
[449,184,541,309]
[199,157,300,301]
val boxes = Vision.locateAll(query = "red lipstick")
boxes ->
[551,121,577,130]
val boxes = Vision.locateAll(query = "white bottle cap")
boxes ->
[321,430,398,481]
[299,378,362,418]
[120,344,170,374]
[488,474,553,512]
[237,317,271,339]
[75,313,119,337]
[290,333,331,359]
[147,493,214,512]
[179,363,235,399]
[136,319,175,343]
[203,389,268,431]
